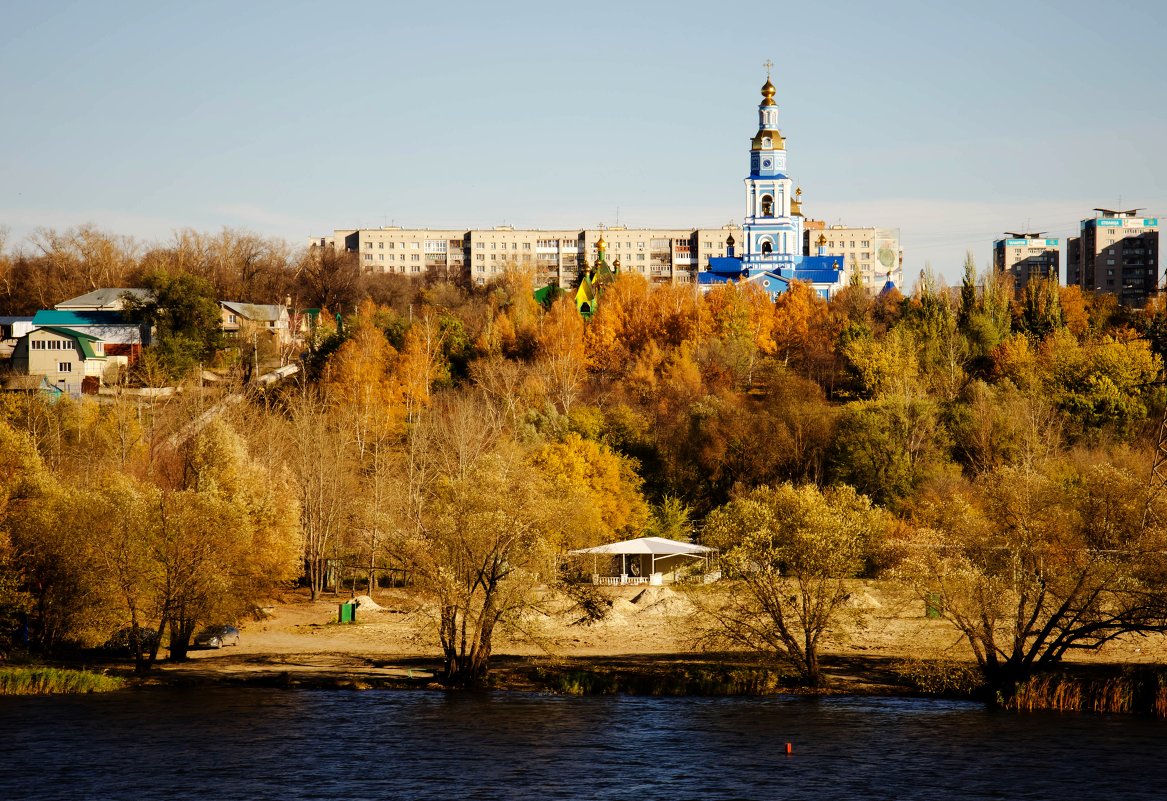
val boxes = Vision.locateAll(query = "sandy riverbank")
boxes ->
[151,581,1167,694]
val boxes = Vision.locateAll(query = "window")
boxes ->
[491,243,497,250]
[411,254,420,262]
[58,362,72,373]
[476,254,485,261]
[364,254,372,261]
[522,242,531,250]
[387,241,395,249]
[378,242,384,249]
[228,314,238,324]
[410,242,419,249]
[475,242,484,249]
[637,253,645,261]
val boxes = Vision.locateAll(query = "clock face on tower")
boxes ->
[762,158,772,169]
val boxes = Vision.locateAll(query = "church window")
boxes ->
[761,195,774,217]
[762,241,773,255]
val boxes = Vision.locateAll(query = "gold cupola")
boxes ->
[760,78,777,107]
[791,186,803,217]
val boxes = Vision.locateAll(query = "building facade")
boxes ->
[993,233,1060,295]
[807,224,902,288]
[311,75,899,294]
[1067,209,1159,307]
[11,325,107,396]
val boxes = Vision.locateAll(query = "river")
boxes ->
[1,688,1164,800]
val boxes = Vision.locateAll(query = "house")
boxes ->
[220,302,292,346]
[11,326,108,396]
[30,310,149,362]
[54,287,154,312]
[0,316,35,360]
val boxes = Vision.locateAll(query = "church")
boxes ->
[698,71,847,300]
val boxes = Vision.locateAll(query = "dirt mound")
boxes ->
[846,591,882,610]
[351,595,384,611]
[629,586,693,616]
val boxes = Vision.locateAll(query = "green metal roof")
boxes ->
[32,326,106,360]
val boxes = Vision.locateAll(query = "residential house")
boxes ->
[30,309,149,362]
[54,287,154,312]
[11,326,108,395]
[220,302,292,347]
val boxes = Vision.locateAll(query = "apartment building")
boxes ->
[1066,209,1160,307]
[805,224,902,288]
[313,225,743,287]
[993,233,1060,296]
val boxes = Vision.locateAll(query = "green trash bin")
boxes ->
[925,592,943,619]
[338,602,356,623]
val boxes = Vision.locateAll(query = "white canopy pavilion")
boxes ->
[568,537,719,586]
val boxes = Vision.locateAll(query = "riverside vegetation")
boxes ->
[4,230,1167,707]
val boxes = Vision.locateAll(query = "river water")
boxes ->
[1,688,1165,800]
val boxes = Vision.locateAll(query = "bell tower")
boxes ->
[742,62,802,268]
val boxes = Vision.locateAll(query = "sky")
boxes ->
[2,0,1165,285]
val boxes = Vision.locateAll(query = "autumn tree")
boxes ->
[699,483,887,686]
[528,432,650,546]
[902,455,1167,695]
[398,395,564,686]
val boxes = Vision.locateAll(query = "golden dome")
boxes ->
[796,186,802,196]
[597,235,607,250]
[816,233,827,247]
[760,77,777,106]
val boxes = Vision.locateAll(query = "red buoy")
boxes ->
[786,742,793,755]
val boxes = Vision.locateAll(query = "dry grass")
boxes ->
[0,667,124,695]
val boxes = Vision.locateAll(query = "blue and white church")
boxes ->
[699,72,847,300]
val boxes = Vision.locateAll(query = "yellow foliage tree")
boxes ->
[529,432,650,544]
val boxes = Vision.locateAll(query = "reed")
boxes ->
[0,667,124,695]
[532,666,786,696]
[1005,669,1167,716]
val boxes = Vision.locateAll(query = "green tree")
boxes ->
[125,271,225,381]
[828,397,953,508]
[700,483,887,686]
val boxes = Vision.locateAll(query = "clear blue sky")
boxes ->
[2,0,1164,284]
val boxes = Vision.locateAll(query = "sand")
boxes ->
[159,580,1167,689]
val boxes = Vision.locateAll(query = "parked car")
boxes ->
[102,626,161,655]
[193,625,240,649]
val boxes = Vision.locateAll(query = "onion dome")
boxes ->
[761,78,777,107]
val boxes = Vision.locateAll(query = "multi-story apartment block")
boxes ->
[1067,209,1160,307]
[312,224,743,288]
[993,233,1060,296]
[804,224,903,288]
